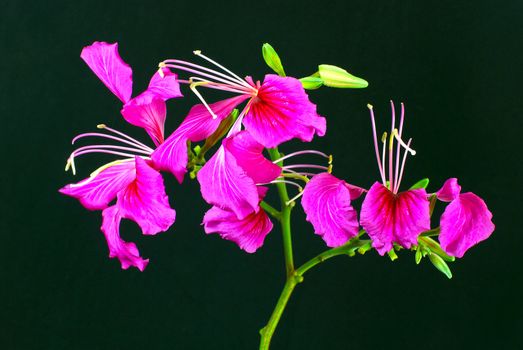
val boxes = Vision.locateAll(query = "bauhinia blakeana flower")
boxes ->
[436,178,495,258]
[301,173,361,247]
[60,41,180,270]
[360,102,431,255]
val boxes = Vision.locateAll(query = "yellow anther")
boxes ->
[328,154,333,165]
[381,131,388,143]
[193,50,202,55]
[97,124,106,129]
[327,164,333,174]
[367,103,373,110]
[389,129,398,150]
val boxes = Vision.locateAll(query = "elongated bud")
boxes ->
[201,109,239,152]
[410,178,430,190]
[428,253,453,279]
[318,64,368,88]
[262,43,286,77]
[300,76,323,90]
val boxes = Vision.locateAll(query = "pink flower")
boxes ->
[81,41,182,146]
[301,173,361,247]
[60,41,181,270]
[436,178,495,257]
[360,102,430,255]
[152,52,325,180]
[197,130,281,219]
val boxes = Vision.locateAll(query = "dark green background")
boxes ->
[2,1,522,349]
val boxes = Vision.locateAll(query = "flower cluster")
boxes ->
[60,42,494,276]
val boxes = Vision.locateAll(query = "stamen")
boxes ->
[162,61,254,92]
[189,77,255,95]
[282,168,317,177]
[272,150,330,164]
[193,50,254,90]
[381,131,387,186]
[227,99,253,136]
[257,179,303,191]
[395,138,413,193]
[71,144,151,157]
[368,104,387,185]
[388,129,397,191]
[282,164,330,171]
[189,82,218,119]
[394,102,405,191]
[393,132,416,155]
[97,124,154,152]
[286,189,304,206]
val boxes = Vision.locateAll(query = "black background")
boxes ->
[2,1,522,349]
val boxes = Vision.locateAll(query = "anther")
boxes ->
[328,154,333,165]
[367,103,373,110]
[97,124,106,129]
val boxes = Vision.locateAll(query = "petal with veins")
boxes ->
[146,67,183,100]
[436,178,462,202]
[439,192,494,258]
[117,157,176,235]
[302,173,359,247]
[360,182,430,255]
[121,94,167,146]
[101,206,149,271]
[203,205,273,253]
[80,42,133,103]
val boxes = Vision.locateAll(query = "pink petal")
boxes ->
[301,173,360,247]
[121,94,167,146]
[436,178,462,202]
[152,95,248,182]
[224,130,281,184]
[439,192,494,258]
[360,182,430,255]
[243,74,326,148]
[146,67,183,100]
[203,205,273,253]
[117,157,176,235]
[101,206,149,271]
[197,146,259,220]
[59,160,136,210]
[80,42,133,103]
[345,183,366,200]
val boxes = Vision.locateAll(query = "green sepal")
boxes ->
[428,253,453,279]
[193,145,202,157]
[415,248,422,264]
[387,249,398,261]
[357,241,372,255]
[410,178,429,190]
[429,194,437,216]
[189,165,202,179]
[300,76,323,90]
[418,236,455,262]
[318,64,368,88]
[201,109,238,153]
[262,43,286,77]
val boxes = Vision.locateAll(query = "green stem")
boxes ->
[260,201,281,221]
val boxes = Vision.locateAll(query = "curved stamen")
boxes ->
[282,168,318,177]
[388,129,397,191]
[97,124,154,152]
[272,150,331,164]
[381,131,387,186]
[393,131,416,156]
[258,179,303,191]
[282,164,330,171]
[368,104,387,184]
[162,62,253,92]
[188,77,254,94]
[286,190,304,206]
[190,82,219,119]
[72,132,153,154]
[71,144,151,157]
[395,138,413,193]
[193,50,254,90]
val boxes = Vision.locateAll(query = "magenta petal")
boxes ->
[59,160,136,210]
[437,178,462,202]
[197,146,259,220]
[345,183,366,200]
[243,74,326,148]
[302,173,359,247]
[360,182,430,255]
[439,192,494,258]
[121,94,167,146]
[203,206,273,253]
[101,206,149,271]
[80,42,133,103]
[224,130,281,184]
[146,67,183,100]
[117,157,176,235]
[152,95,248,182]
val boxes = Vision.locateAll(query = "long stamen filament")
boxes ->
[193,50,254,90]
[272,150,331,164]
[388,129,397,191]
[381,131,387,186]
[97,124,154,152]
[282,164,330,171]
[263,179,303,191]
[286,190,304,206]
[393,132,416,156]
[188,77,254,94]
[368,104,387,184]
[162,62,254,92]
[190,82,218,119]
[394,102,405,190]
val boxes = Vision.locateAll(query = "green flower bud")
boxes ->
[428,253,453,279]
[300,76,323,90]
[262,43,286,77]
[318,64,368,88]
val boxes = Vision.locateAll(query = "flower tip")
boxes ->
[367,103,373,110]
